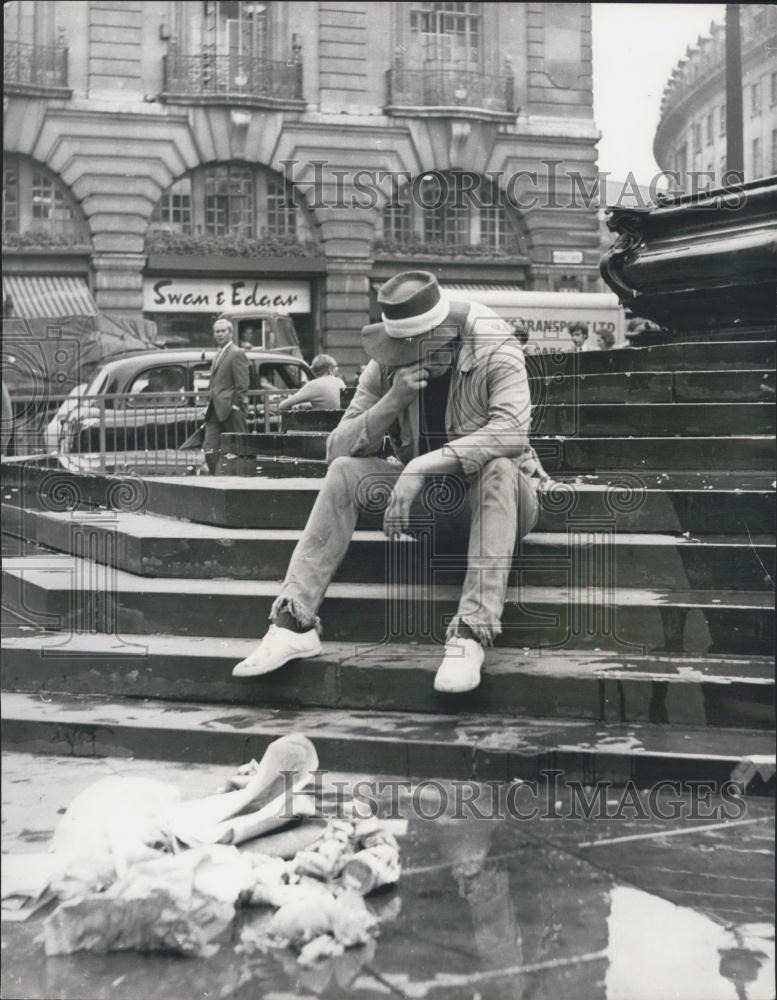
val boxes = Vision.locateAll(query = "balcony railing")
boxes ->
[386,66,515,119]
[161,49,303,107]
[3,40,69,94]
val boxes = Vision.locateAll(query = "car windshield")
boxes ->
[275,317,298,350]
[255,362,307,390]
[127,365,188,406]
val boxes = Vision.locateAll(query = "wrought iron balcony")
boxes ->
[386,65,516,120]
[3,40,69,95]
[161,49,304,109]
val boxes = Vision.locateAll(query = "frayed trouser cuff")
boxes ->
[446,614,500,648]
[270,595,323,637]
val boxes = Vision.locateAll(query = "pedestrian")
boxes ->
[233,270,551,694]
[595,329,616,351]
[278,354,347,411]
[568,321,592,352]
[203,318,249,475]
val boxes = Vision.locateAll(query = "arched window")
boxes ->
[2,155,89,244]
[148,163,314,243]
[379,172,522,254]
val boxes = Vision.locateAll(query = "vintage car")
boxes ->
[47,348,313,455]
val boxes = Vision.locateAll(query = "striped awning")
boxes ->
[3,275,98,319]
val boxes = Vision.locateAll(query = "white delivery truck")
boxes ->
[440,287,626,352]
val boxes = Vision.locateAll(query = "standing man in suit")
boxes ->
[203,317,249,475]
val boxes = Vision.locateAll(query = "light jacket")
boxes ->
[207,342,249,422]
[327,301,549,488]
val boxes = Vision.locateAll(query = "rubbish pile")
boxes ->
[1,734,403,967]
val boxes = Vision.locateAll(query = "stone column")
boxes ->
[318,205,376,375]
[91,252,146,322]
[321,261,373,374]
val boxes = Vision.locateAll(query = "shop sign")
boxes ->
[143,278,311,314]
[552,250,584,265]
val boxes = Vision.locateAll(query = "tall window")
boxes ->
[204,164,254,235]
[751,137,762,178]
[771,71,777,106]
[705,113,713,145]
[3,165,19,234]
[203,0,269,59]
[751,82,761,116]
[31,171,79,230]
[379,172,522,253]
[266,179,296,237]
[383,186,412,243]
[148,163,314,242]
[720,104,726,136]
[151,177,193,232]
[479,205,509,249]
[2,155,87,242]
[692,123,702,155]
[409,2,482,67]
[771,130,777,174]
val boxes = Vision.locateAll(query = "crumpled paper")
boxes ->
[43,845,253,958]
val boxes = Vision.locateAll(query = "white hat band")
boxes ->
[382,290,451,339]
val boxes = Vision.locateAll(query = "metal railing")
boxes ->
[3,40,69,91]
[386,66,514,115]
[162,49,303,103]
[3,389,299,475]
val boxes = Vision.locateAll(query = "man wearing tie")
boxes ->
[203,317,249,475]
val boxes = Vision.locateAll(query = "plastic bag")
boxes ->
[43,845,253,958]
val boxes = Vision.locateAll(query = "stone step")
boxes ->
[4,506,774,591]
[281,402,776,437]
[523,340,776,376]
[3,634,772,730]
[338,367,775,407]
[531,369,775,405]
[4,465,775,535]
[3,555,773,654]
[222,432,776,473]
[2,691,773,792]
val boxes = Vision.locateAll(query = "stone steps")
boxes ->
[3,554,773,654]
[2,634,772,729]
[1,691,773,792]
[281,402,776,437]
[527,369,774,404]
[5,466,771,534]
[222,432,776,473]
[3,506,774,590]
[523,340,776,376]
[2,339,774,788]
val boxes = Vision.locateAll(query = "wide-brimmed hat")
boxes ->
[362,271,461,367]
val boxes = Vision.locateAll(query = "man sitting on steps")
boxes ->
[233,271,550,693]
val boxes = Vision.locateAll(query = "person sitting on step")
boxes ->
[233,270,550,694]
[278,354,347,412]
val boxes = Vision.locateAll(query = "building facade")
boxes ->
[3,1,600,369]
[653,4,777,195]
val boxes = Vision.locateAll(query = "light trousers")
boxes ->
[271,455,539,646]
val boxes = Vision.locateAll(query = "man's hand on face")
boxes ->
[386,362,429,409]
[383,470,423,539]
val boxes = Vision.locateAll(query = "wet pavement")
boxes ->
[1,753,774,1000]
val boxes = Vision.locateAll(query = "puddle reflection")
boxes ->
[606,887,774,1000]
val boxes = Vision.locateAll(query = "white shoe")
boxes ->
[433,637,485,693]
[232,624,321,679]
